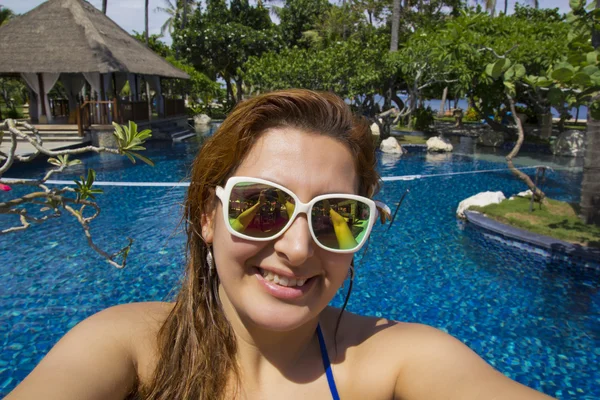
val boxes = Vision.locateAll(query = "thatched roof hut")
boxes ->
[0,0,188,79]
[0,0,189,124]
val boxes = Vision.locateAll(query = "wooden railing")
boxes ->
[77,98,186,136]
[165,99,185,118]
[119,101,150,124]
[77,99,119,136]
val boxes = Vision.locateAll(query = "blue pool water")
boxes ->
[1,133,598,398]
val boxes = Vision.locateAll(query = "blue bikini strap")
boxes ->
[316,323,341,400]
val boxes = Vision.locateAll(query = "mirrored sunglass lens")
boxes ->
[311,198,371,250]
[228,182,295,238]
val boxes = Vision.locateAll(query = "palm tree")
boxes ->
[479,0,496,16]
[0,6,15,26]
[154,0,193,36]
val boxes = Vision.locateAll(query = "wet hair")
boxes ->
[137,89,380,399]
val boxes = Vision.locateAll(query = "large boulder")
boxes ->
[194,113,212,126]
[380,137,406,154]
[552,130,586,157]
[370,118,383,135]
[477,130,505,147]
[370,122,380,136]
[508,189,533,200]
[426,136,453,152]
[456,191,506,218]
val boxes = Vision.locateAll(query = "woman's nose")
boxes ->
[273,215,315,265]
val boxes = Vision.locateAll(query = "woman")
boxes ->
[7,89,553,399]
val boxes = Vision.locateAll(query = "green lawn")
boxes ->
[470,197,600,248]
[564,124,586,131]
[390,133,428,144]
[434,117,481,124]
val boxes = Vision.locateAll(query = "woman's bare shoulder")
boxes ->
[323,307,422,348]
[99,301,174,330]
[328,310,553,399]
[103,301,175,382]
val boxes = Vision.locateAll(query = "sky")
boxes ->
[0,0,574,46]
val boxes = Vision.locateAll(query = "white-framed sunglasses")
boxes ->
[215,176,382,254]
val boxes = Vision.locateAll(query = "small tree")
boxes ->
[483,52,547,203]
[0,120,154,268]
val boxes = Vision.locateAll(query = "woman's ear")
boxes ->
[201,190,218,244]
[201,209,216,244]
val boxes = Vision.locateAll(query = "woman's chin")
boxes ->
[243,302,316,332]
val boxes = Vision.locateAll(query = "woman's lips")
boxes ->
[253,267,317,300]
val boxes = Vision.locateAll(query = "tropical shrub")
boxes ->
[411,107,436,131]
[5,108,22,119]
[464,107,481,122]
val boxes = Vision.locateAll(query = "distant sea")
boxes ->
[367,94,587,121]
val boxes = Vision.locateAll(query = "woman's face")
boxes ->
[204,127,359,332]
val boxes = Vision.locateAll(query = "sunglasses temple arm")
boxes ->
[386,188,410,233]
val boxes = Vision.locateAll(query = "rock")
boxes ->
[552,130,586,157]
[477,130,505,147]
[380,137,405,154]
[456,191,506,219]
[370,123,380,136]
[194,114,212,126]
[516,189,533,198]
[426,136,453,152]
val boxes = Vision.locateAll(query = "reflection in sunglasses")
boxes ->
[227,183,371,250]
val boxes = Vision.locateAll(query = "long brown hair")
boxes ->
[138,89,380,399]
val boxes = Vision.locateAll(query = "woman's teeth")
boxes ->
[261,269,307,287]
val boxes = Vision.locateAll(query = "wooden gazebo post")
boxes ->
[111,73,120,124]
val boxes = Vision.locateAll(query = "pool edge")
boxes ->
[464,210,600,263]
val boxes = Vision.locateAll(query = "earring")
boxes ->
[206,246,215,277]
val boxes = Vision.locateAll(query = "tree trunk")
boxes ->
[580,0,600,225]
[182,0,188,30]
[342,0,347,39]
[145,0,152,122]
[225,78,233,105]
[580,115,600,224]
[507,95,545,202]
[379,0,402,141]
[439,87,448,117]
[145,0,149,44]
[390,0,401,52]
[235,78,243,103]
[102,0,107,14]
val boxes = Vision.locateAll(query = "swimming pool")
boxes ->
[1,133,598,398]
